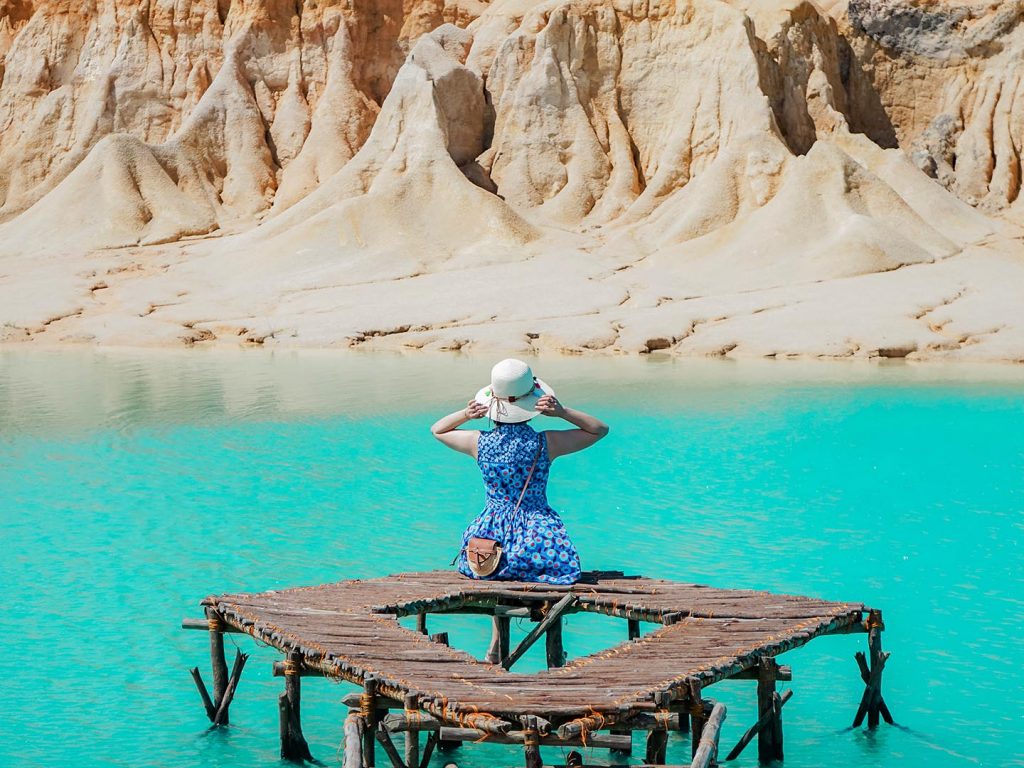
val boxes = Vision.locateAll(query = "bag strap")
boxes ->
[511,434,545,516]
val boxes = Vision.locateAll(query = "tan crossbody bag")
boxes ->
[462,438,544,578]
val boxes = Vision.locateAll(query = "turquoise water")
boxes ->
[1,349,1022,768]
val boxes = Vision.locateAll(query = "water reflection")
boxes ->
[2,348,1022,434]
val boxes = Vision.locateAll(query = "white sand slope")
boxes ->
[0,0,1021,363]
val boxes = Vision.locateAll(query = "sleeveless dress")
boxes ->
[456,422,581,585]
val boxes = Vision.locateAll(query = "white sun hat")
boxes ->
[475,358,555,423]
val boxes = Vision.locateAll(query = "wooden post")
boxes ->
[206,608,230,724]
[486,616,510,664]
[403,694,420,768]
[503,594,576,670]
[756,657,783,761]
[416,612,428,635]
[213,649,247,726]
[520,715,542,768]
[344,710,364,768]
[645,692,669,764]
[362,676,378,768]
[867,610,885,728]
[725,688,793,761]
[853,610,893,728]
[545,616,566,668]
[689,679,705,760]
[628,618,640,640]
[280,651,313,761]
[190,667,217,721]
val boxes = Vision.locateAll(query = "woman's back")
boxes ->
[477,422,550,511]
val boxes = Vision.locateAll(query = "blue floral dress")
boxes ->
[456,422,581,585]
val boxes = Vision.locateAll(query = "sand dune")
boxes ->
[0,0,1021,362]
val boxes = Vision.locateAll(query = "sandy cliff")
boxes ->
[0,0,1021,361]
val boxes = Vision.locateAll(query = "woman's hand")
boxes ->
[465,399,489,420]
[535,394,566,418]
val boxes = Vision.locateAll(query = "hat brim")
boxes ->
[474,377,555,423]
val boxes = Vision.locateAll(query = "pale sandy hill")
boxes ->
[0,0,1021,362]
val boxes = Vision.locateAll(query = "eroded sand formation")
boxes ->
[0,0,1021,361]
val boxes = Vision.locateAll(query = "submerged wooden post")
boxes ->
[403,694,420,768]
[725,689,792,761]
[852,610,893,728]
[279,651,313,762]
[757,657,783,761]
[545,616,566,668]
[645,693,669,764]
[206,608,230,723]
[867,610,887,728]
[520,715,542,768]
[689,680,705,760]
[503,594,576,670]
[362,676,379,767]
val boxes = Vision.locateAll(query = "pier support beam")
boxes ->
[688,680,705,760]
[853,610,893,728]
[725,689,793,761]
[207,608,230,721]
[546,616,566,668]
[362,676,380,768]
[520,716,542,768]
[279,651,313,762]
[645,693,669,765]
[403,694,420,768]
[189,610,247,726]
[756,657,784,761]
[628,619,640,640]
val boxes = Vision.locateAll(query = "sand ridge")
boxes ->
[0,0,1022,362]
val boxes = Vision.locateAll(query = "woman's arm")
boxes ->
[536,395,609,460]
[431,400,488,458]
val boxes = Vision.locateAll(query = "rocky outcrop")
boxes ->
[0,0,1022,362]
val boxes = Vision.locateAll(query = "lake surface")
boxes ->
[1,349,1021,768]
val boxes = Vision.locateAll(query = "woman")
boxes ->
[431,358,609,585]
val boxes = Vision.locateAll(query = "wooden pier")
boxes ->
[183,570,892,767]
